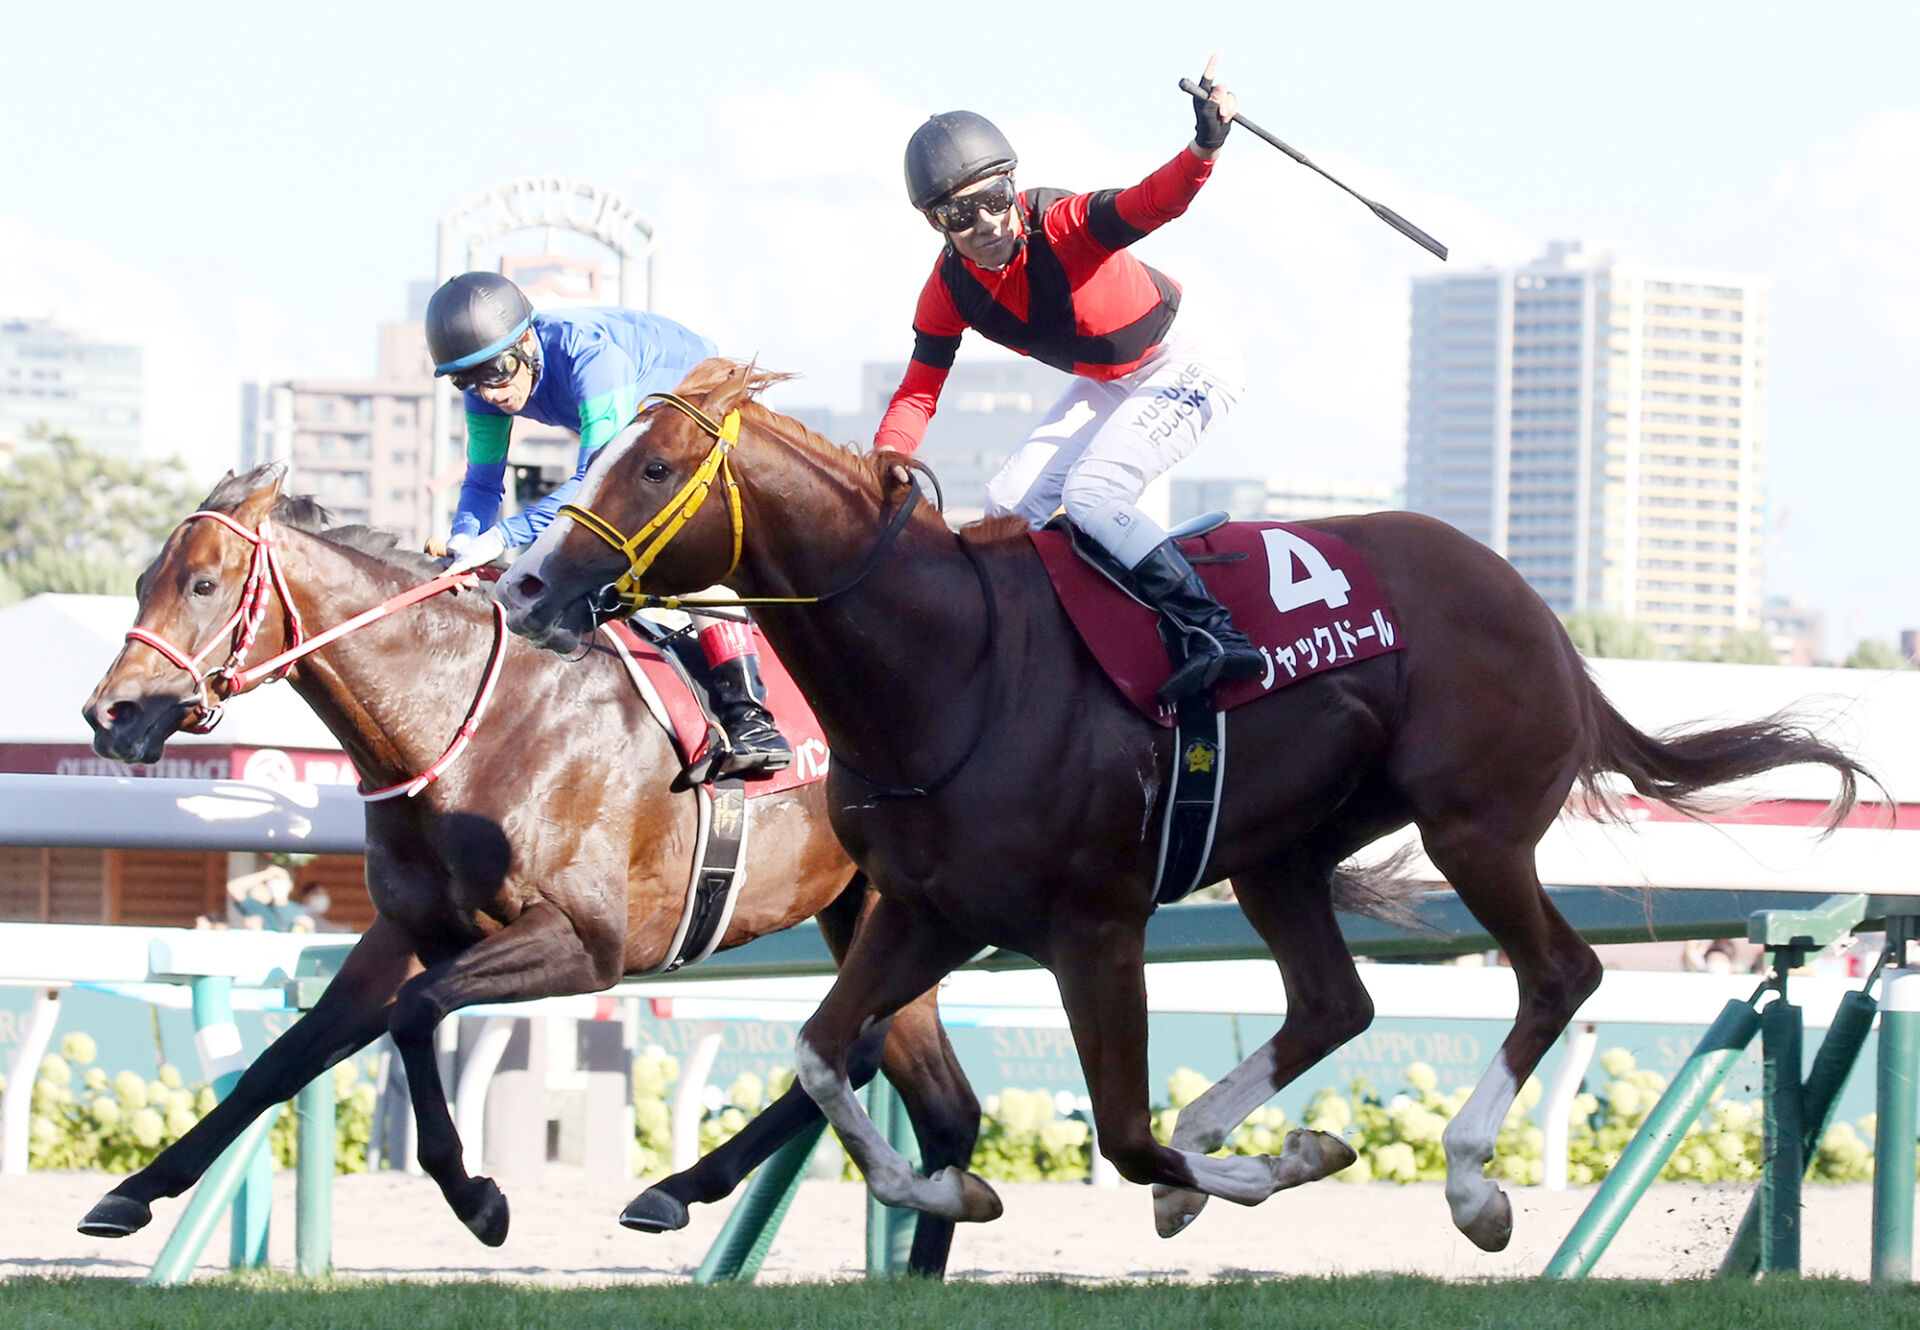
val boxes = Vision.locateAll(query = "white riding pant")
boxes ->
[983,300,1246,569]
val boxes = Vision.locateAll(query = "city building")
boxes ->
[241,318,454,543]
[1404,240,1769,654]
[0,317,143,457]
[1761,597,1826,667]
[1171,476,1395,525]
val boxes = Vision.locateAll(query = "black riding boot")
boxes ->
[710,654,794,778]
[1127,539,1266,705]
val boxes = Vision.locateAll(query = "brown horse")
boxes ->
[76,463,978,1275]
[498,359,1869,1252]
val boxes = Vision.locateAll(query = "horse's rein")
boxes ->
[123,510,506,800]
[558,391,926,616]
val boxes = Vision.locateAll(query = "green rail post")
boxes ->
[1759,986,1804,1274]
[864,1075,920,1277]
[693,1118,829,1284]
[144,1111,278,1285]
[1873,928,1920,1284]
[1719,986,1877,1278]
[286,944,352,1280]
[146,976,278,1285]
[1543,996,1763,1279]
[295,1066,334,1277]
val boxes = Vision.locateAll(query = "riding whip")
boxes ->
[1181,77,1448,261]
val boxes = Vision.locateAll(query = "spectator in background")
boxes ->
[225,864,310,932]
[293,882,350,933]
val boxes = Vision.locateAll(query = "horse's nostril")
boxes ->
[106,700,141,728]
[514,573,546,600]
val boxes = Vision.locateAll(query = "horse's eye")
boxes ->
[191,578,217,597]
[642,460,671,483]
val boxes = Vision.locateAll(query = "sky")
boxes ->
[4,1,1916,656]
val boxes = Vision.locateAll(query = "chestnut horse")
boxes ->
[76,463,977,1275]
[499,360,1869,1252]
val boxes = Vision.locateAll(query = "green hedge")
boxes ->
[9,1036,1880,1185]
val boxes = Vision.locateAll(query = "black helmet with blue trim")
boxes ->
[425,272,536,377]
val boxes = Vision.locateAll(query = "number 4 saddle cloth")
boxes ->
[1030,521,1405,727]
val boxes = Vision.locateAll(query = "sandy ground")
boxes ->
[0,1170,1883,1284]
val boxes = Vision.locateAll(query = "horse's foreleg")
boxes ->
[78,919,421,1238]
[1422,826,1602,1252]
[1151,868,1371,1237]
[387,900,623,1247]
[878,988,980,1275]
[794,894,996,1223]
[1053,916,1312,1208]
[620,1018,891,1233]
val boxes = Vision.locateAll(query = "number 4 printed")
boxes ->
[1262,528,1352,612]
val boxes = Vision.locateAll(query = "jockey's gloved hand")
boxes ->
[443,526,509,575]
[1192,70,1230,151]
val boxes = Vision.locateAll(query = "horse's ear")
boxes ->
[233,461,289,525]
[703,360,759,420]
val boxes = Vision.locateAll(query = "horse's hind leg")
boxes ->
[387,899,624,1247]
[79,918,420,1237]
[1420,824,1601,1251]
[1051,914,1332,1209]
[1151,858,1370,1238]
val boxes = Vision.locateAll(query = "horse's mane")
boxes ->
[199,466,465,586]
[680,360,1030,555]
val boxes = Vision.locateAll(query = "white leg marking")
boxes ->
[1443,1052,1519,1250]
[795,1037,991,1222]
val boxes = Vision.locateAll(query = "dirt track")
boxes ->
[0,1170,1879,1284]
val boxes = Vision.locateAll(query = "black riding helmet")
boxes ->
[904,111,1018,210]
[425,273,537,377]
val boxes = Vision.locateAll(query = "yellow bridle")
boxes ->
[556,392,745,613]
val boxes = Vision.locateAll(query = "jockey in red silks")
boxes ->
[426,272,791,776]
[874,57,1262,706]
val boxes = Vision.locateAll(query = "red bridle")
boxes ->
[122,508,504,801]
[123,510,309,735]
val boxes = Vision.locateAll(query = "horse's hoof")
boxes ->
[454,1176,511,1247]
[1456,1186,1513,1252]
[77,1193,152,1238]
[1151,1184,1209,1239]
[619,1187,690,1234]
[930,1166,1003,1223]
[1291,1128,1358,1180]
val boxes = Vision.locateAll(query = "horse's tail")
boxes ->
[1331,843,1438,930]
[1576,674,1877,835]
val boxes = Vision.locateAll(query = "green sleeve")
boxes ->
[576,384,642,456]
[466,412,512,464]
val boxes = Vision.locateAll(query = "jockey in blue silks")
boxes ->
[425,272,792,777]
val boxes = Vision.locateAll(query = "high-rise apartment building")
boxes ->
[0,317,143,457]
[241,320,458,544]
[1404,241,1768,652]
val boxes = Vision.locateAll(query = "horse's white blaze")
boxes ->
[576,415,654,511]
[1442,1051,1519,1230]
[507,417,656,598]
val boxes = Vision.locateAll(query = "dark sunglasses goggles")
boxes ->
[450,350,523,393]
[928,177,1019,233]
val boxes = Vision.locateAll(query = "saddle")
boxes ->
[595,614,829,973]
[1034,513,1405,908]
